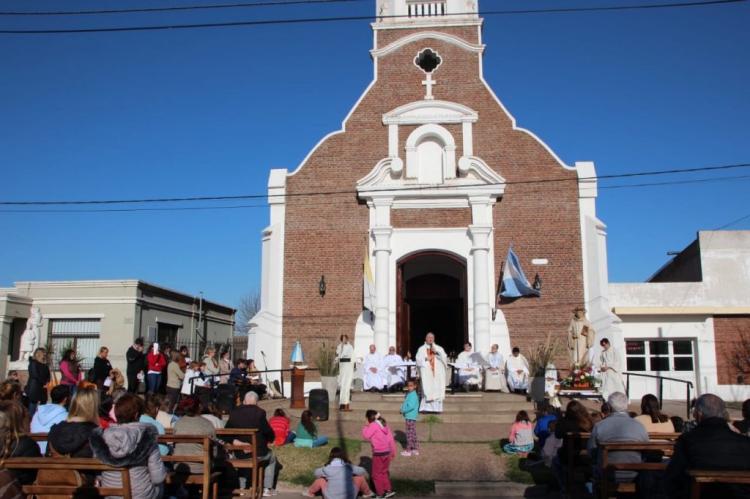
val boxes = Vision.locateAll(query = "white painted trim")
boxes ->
[30,298,138,306]
[382,99,478,125]
[614,306,750,315]
[372,31,484,58]
[371,19,483,32]
[392,198,469,209]
[41,313,106,319]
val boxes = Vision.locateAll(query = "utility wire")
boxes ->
[0,163,750,213]
[0,0,368,16]
[714,213,750,230]
[0,0,744,34]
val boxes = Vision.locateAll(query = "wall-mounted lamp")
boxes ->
[533,273,542,292]
[318,275,326,297]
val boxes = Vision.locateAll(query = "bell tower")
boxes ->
[375,0,479,25]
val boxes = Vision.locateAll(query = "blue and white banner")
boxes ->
[500,247,540,298]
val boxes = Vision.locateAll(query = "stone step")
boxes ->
[338,401,534,413]
[434,481,550,498]
[327,410,522,424]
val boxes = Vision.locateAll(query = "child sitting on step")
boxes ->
[503,410,534,456]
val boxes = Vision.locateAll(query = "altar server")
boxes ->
[363,344,386,392]
[598,338,625,400]
[506,347,529,393]
[383,346,406,392]
[456,343,482,390]
[484,344,510,393]
[336,334,354,411]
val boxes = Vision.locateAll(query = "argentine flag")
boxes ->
[500,247,540,298]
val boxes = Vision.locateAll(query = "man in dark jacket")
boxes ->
[125,338,145,393]
[225,391,277,495]
[665,393,750,499]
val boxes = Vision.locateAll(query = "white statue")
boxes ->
[17,307,42,363]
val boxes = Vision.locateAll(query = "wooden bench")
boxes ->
[598,440,677,499]
[158,434,221,499]
[3,457,133,499]
[688,470,750,499]
[564,432,592,499]
[216,428,262,499]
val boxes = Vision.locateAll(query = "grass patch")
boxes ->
[275,438,362,485]
[392,478,435,495]
[505,455,535,484]
[490,442,555,485]
[421,415,443,424]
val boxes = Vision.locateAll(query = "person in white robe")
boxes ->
[455,342,482,390]
[598,338,626,400]
[363,344,386,392]
[416,332,448,413]
[544,363,561,408]
[484,344,510,393]
[336,334,354,411]
[506,347,530,393]
[382,346,406,392]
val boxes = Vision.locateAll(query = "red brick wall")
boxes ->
[713,315,750,385]
[280,23,585,367]
[391,208,472,228]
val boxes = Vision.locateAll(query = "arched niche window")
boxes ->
[405,124,456,183]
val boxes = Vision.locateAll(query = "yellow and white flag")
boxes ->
[363,247,375,312]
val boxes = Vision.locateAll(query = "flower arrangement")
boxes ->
[560,364,597,389]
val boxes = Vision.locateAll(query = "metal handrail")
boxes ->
[187,367,319,399]
[623,371,694,419]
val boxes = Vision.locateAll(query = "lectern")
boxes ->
[290,367,306,409]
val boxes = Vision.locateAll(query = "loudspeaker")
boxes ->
[215,384,237,413]
[308,388,329,421]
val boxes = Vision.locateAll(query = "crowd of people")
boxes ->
[501,392,750,498]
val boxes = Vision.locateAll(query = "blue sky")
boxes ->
[1,0,748,308]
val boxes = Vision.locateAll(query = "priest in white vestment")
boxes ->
[456,342,482,390]
[383,346,406,392]
[506,347,530,393]
[598,338,626,400]
[363,344,386,392]
[416,332,448,413]
[544,363,561,408]
[484,344,510,393]
[336,334,355,411]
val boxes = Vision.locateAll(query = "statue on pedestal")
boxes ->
[17,307,42,364]
[567,307,594,367]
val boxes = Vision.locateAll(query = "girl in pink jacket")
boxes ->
[362,410,397,498]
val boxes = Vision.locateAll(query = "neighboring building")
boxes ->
[250,0,620,374]
[610,231,750,402]
[0,280,235,377]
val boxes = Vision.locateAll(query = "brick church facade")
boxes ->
[250,0,620,374]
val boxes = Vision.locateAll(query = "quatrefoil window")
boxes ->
[414,48,442,73]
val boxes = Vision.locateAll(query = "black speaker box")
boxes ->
[308,388,329,421]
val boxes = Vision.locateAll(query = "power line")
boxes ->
[0,0,744,34]
[0,0,368,16]
[0,163,748,211]
[714,213,750,230]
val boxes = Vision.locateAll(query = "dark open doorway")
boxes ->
[397,251,468,359]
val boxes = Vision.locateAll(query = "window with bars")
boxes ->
[625,339,694,373]
[49,319,101,369]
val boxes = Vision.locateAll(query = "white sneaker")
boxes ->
[263,489,273,497]
[400,450,412,457]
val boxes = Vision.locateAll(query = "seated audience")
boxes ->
[30,384,70,454]
[90,393,167,499]
[140,395,169,456]
[153,393,173,429]
[670,416,685,433]
[295,410,329,448]
[0,400,41,485]
[224,391,278,496]
[600,402,611,419]
[173,397,217,475]
[269,408,295,446]
[229,359,248,386]
[552,400,594,493]
[303,446,373,499]
[503,410,534,455]
[201,403,226,429]
[665,394,750,499]
[587,392,648,483]
[48,384,100,457]
[635,393,675,433]
[0,380,22,403]
[99,395,116,428]
[534,402,558,449]
[732,398,750,436]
